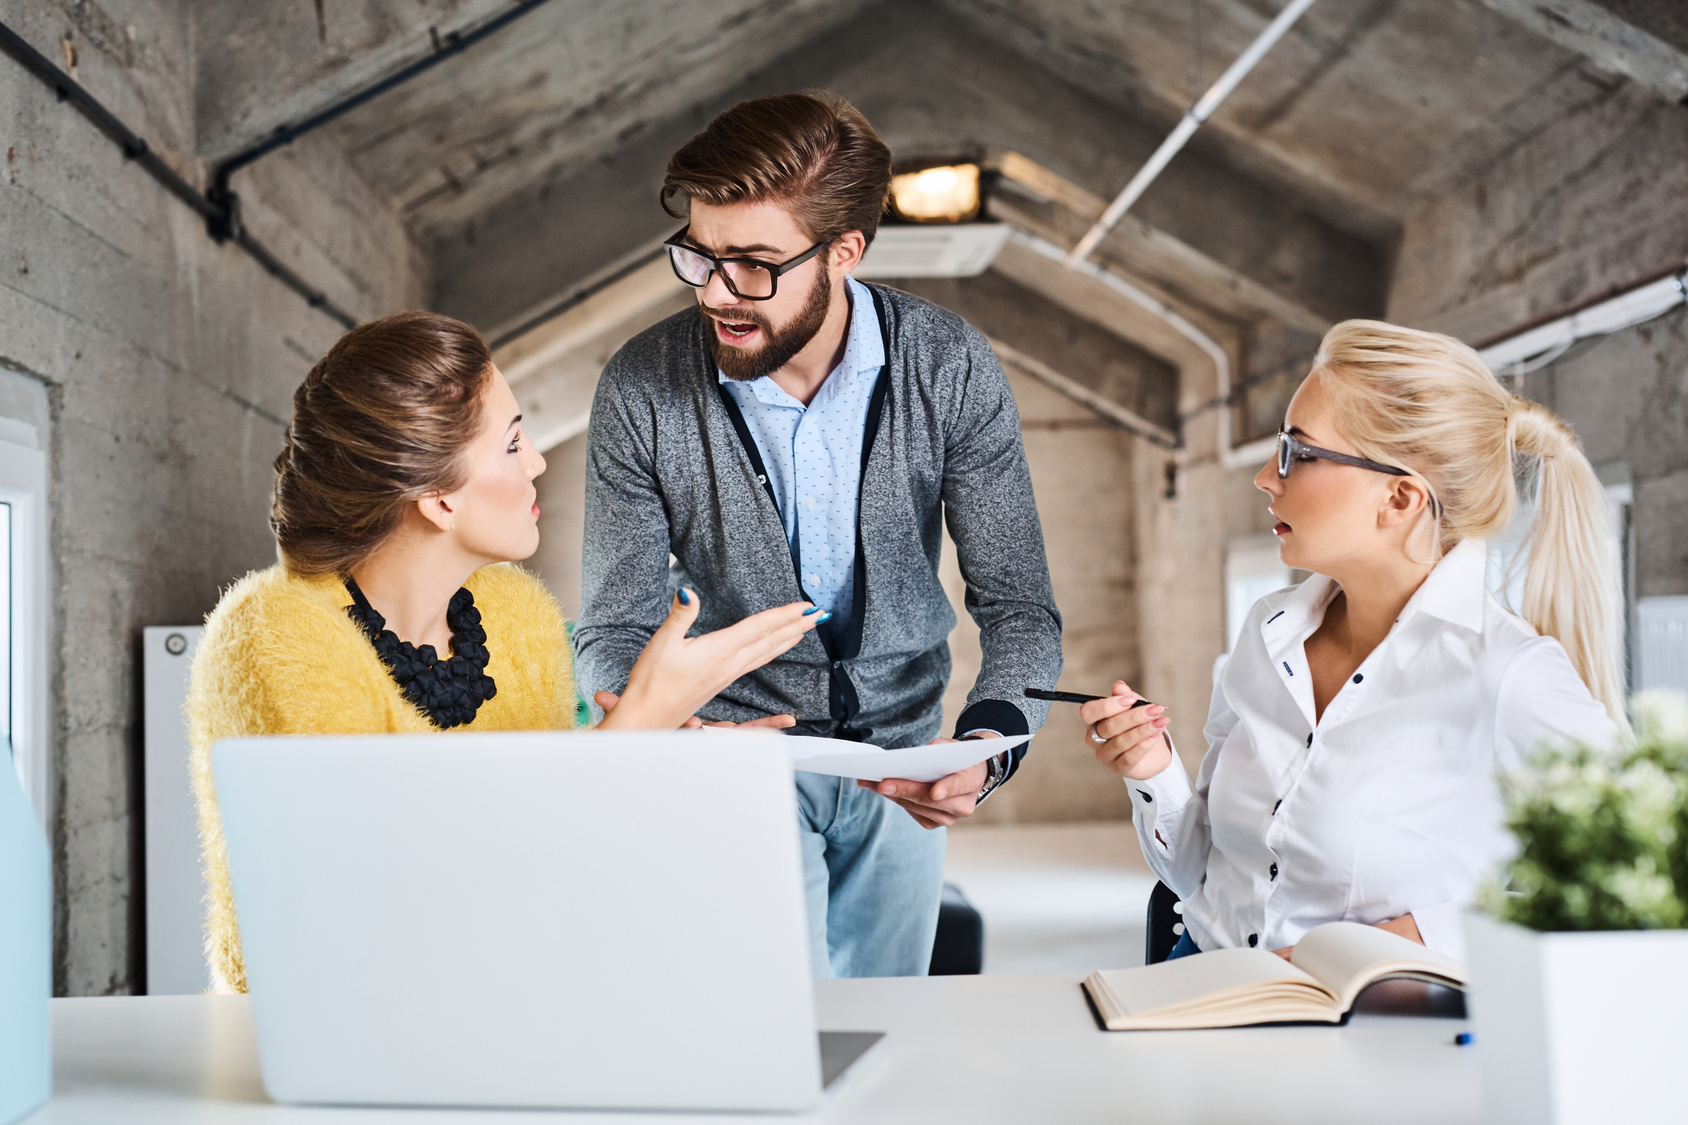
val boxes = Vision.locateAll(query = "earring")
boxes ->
[450,522,456,531]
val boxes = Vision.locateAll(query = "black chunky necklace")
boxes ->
[344,578,497,729]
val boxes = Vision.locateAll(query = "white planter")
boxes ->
[1465,911,1688,1125]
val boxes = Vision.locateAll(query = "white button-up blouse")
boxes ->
[1130,539,1616,958]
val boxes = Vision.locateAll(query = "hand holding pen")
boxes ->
[1026,683,1172,781]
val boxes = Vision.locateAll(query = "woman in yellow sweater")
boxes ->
[189,311,824,993]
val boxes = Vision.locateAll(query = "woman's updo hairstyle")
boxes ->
[272,311,493,577]
[1310,319,1624,725]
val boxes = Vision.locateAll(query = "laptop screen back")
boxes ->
[214,729,821,1112]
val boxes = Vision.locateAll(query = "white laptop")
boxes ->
[213,729,881,1112]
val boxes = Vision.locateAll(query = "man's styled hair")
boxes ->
[661,90,892,247]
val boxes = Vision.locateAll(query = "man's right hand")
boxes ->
[595,589,825,730]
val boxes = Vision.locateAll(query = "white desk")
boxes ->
[30,974,1480,1123]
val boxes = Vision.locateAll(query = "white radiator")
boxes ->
[1636,597,1688,694]
[143,626,205,995]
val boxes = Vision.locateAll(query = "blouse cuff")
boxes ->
[1125,743,1194,822]
[1409,901,1468,960]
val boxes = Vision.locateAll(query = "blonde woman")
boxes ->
[1083,319,1622,961]
[189,312,824,993]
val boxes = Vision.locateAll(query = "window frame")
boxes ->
[0,427,51,832]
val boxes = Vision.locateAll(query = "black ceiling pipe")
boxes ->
[207,0,557,242]
[0,19,357,329]
[2,1,558,330]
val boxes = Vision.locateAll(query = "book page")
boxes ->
[1290,922,1468,1010]
[1086,947,1341,1029]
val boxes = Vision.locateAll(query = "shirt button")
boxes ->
[1269,863,1278,880]
[1352,673,1364,684]
[1306,732,1313,747]
[807,574,819,585]
[832,660,843,670]
[1248,934,1259,948]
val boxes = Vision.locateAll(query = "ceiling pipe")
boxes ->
[1065,0,1318,267]
[0,19,358,329]
[207,0,558,242]
[1477,264,1688,375]
[1015,232,1274,470]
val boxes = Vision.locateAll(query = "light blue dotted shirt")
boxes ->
[719,276,884,621]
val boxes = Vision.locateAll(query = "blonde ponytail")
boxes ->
[1313,321,1626,726]
[1508,400,1625,724]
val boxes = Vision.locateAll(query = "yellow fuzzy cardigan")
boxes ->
[187,562,576,993]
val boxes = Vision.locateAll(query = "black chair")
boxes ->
[1145,880,1182,964]
[928,882,984,975]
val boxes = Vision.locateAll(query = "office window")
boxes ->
[0,500,11,754]
[0,423,49,831]
[1224,536,1292,654]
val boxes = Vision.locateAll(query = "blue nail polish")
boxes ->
[677,589,691,606]
[802,606,821,616]
[816,611,832,622]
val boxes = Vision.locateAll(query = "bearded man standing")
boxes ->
[574,91,1062,978]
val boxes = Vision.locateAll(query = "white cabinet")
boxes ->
[143,626,205,995]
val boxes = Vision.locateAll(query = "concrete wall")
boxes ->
[938,370,1141,824]
[1391,67,1688,611]
[531,432,588,621]
[1,1,423,995]
[1389,81,1688,341]
[1531,307,1688,602]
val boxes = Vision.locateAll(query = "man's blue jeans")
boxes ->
[794,771,947,978]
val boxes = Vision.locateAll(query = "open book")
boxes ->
[1082,921,1467,1030]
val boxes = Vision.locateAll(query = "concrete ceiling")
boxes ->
[190,0,1687,447]
[195,0,875,234]
[197,0,1666,246]
[935,0,1617,233]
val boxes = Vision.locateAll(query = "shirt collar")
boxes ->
[1260,537,1490,654]
[1397,537,1489,633]
[716,276,881,408]
[1260,570,1341,655]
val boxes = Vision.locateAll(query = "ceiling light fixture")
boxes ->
[890,162,981,224]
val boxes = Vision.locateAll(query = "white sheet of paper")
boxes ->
[782,734,1033,783]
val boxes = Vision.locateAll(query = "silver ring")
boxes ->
[1089,727,1106,746]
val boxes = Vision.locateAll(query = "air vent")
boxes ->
[1638,596,1688,693]
[855,223,1012,279]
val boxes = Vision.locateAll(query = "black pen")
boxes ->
[1024,688,1153,709]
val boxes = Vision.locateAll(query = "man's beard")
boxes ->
[704,263,832,383]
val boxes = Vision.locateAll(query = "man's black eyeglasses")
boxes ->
[1276,430,1410,480]
[663,225,828,301]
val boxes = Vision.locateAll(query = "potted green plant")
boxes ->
[1466,689,1688,1125]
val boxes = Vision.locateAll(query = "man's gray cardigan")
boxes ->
[573,283,1062,776]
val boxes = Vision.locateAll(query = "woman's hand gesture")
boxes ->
[596,589,826,731]
[1079,681,1173,780]
[593,691,797,731]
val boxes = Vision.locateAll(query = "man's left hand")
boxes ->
[856,737,991,829]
